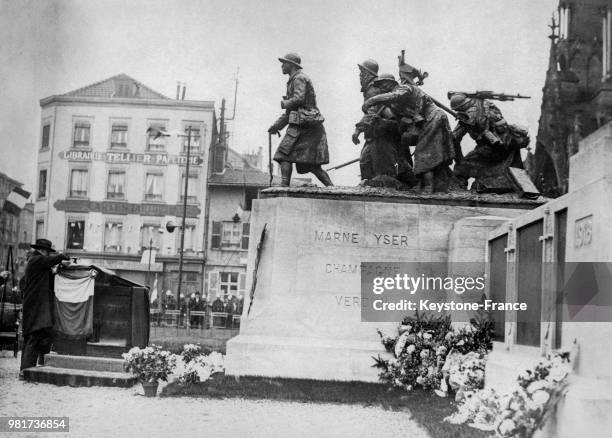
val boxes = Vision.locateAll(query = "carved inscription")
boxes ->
[314,230,360,244]
[574,215,593,248]
[373,233,409,246]
[325,264,360,274]
[314,230,410,246]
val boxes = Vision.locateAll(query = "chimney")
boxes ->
[181,82,187,100]
[176,82,181,100]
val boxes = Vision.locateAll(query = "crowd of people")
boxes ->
[151,292,244,329]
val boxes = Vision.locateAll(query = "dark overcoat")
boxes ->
[364,84,455,175]
[22,252,67,335]
[272,70,329,173]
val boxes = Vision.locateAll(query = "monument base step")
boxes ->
[44,353,126,373]
[86,341,126,358]
[225,334,390,382]
[22,366,137,387]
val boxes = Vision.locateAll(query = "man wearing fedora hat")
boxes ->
[20,238,70,372]
[268,52,333,187]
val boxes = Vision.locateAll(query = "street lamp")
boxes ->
[146,125,195,306]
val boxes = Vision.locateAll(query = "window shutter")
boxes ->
[238,273,247,296]
[241,222,250,250]
[211,221,221,249]
[208,271,219,298]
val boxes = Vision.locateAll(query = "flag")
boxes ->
[150,274,158,302]
[2,186,30,215]
[53,268,96,337]
[140,249,157,265]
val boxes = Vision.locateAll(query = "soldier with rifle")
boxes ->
[449,91,530,190]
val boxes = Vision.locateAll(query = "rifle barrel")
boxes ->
[327,157,360,171]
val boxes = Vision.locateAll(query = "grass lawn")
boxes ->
[161,375,491,438]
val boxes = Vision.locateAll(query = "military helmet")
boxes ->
[373,73,397,86]
[449,93,472,111]
[278,52,302,69]
[358,59,379,76]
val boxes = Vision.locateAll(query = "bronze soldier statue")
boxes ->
[352,59,380,181]
[363,66,455,193]
[268,53,333,187]
[356,73,415,187]
[449,92,530,191]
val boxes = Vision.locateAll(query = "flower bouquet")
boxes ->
[174,344,225,385]
[122,345,176,396]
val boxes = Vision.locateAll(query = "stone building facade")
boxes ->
[36,74,214,298]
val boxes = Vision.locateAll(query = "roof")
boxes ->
[0,171,24,189]
[62,73,169,100]
[40,74,215,109]
[208,168,310,187]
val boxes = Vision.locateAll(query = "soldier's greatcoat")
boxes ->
[271,70,329,173]
[364,84,455,176]
[354,77,382,180]
[452,99,529,179]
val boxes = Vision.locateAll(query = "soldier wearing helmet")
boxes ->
[363,68,455,193]
[352,58,381,181]
[450,92,529,190]
[354,73,415,186]
[268,53,333,187]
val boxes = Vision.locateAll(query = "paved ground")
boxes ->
[0,352,430,438]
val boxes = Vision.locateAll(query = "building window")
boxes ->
[73,123,91,148]
[67,220,85,250]
[70,169,88,198]
[38,169,47,199]
[140,224,162,251]
[104,222,123,252]
[603,7,612,80]
[182,125,201,154]
[175,223,197,253]
[180,174,198,203]
[114,81,134,98]
[107,171,126,200]
[147,123,167,152]
[241,222,250,250]
[41,124,50,149]
[211,221,249,250]
[145,172,163,201]
[35,220,44,240]
[110,123,128,148]
[219,272,239,297]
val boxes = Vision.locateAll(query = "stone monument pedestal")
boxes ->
[225,187,543,381]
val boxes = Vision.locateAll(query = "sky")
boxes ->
[0,0,559,192]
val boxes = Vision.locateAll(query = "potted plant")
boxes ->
[122,345,176,396]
